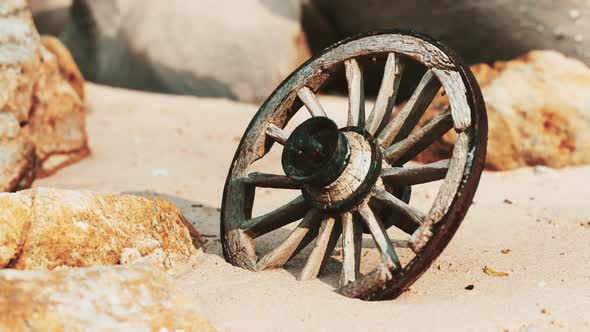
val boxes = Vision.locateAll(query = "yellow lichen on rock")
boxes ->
[0,192,31,267]
[0,0,88,190]
[29,37,88,177]
[416,50,590,170]
[0,188,200,271]
[0,264,217,331]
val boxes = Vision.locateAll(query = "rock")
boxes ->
[0,128,36,192]
[61,0,310,102]
[415,50,590,170]
[0,264,216,331]
[309,0,590,66]
[0,1,88,190]
[0,188,200,270]
[30,0,72,36]
[40,36,84,99]
[29,37,88,177]
[0,112,37,192]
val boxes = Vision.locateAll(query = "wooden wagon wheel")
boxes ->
[221,30,487,301]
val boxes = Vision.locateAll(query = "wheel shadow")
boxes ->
[123,191,292,259]
[123,191,391,290]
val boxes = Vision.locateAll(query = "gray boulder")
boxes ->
[61,0,310,102]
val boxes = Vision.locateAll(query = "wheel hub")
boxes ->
[282,117,382,213]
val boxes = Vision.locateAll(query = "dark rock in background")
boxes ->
[307,0,590,65]
[303,0,590,98]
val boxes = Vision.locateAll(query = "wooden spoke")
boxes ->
[345,58,365,127]
[340,212,363,286]
[382,159,450,186]
[244,196,308,238]
[358,204,401,269]
[365,53,404,135]
[371,189,426,228]
[266,124,289,145]
[241,172,301,189]
[299,216,342,280]
[297,86,327,117]
[383,110,453,165]
[256,209,324,270]
[378,70,441,147]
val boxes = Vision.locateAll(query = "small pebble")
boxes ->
[464,284,475,290]
[533,165,558,176]
[501,249,511,254]
[553,27,566,39]
[152,168,169,177]
[503,199,513,205]
[569,9,581,20]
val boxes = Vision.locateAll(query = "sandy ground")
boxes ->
[38,83,590,332]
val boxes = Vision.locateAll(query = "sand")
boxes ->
[37,83,590,331]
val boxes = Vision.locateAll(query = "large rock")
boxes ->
[0,188,200,270]
[415,50,590,170]
[0,1,88,191]
[0,113,36,192]
[61,0,310,102]
[309,0,590,65]
[0,264,216,331]
[30,0,72,36]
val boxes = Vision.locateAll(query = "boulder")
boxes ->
[30,0,72,36]
[415,50,590,170]
[0,1,88,190]
[0,188,200,270]
[309,0,590,66]
[61,0,311,102]
[0,264,216,331]
[0,113,37,192]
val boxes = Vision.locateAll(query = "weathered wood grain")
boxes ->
[412,132,470,252]
[297,86,327,117]
[365,53,404,135]
[383,110,452,165]
[371,189,425,227]
[256,209,323,270]
[223,229,257,270]
[338,262,393,298]
[266,124,289,145]
[299,217,341,280]
[242,172,301,189]
[304,131,372,206]
[432,68,471,131]
[427,132,469,222]
[345,58,365,127]
[340,212,363,286]
[358,204,400,269]
[243,196,308,238]
[378,70,441,147]
[321,34,455,70]
[382,159,450,185]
